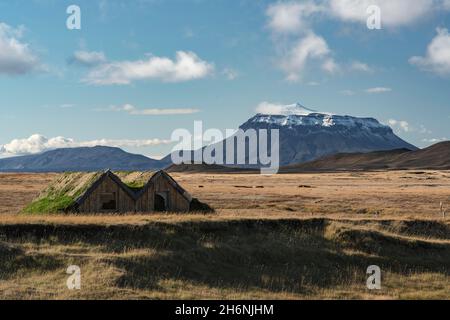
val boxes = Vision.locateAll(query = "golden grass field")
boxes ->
[0,171,449,299]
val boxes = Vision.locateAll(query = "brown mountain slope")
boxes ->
[281,141,450,172]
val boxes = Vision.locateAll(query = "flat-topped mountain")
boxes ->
[240,103,417,166]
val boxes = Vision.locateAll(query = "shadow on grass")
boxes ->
[0,219,448,293]
[0,241,64,280]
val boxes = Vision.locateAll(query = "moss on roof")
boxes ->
[23,171,155,214]
[116,171,154,188]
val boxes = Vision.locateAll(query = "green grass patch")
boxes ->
[22,172,103,214]
[23,196,75,214]
[124,181,146,193]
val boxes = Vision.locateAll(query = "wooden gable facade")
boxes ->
[72,170,192,213]
[74,171,136,213]
[135,171,192,213]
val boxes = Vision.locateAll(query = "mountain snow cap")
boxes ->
[256,102,332,116]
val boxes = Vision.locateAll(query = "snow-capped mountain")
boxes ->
[239,103,418,166]
[0,103,419,172]
[251,103,386,129]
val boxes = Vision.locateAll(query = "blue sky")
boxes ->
[0,0,449,158]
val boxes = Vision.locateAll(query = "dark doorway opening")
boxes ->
[154,194,166,212]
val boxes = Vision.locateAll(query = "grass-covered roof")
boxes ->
[23,171,155,214]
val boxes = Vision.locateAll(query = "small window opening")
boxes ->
[100,193,117,210]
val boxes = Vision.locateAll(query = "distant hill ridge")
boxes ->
[281,141,450,172]
[0,146,170,172]
[0,142,449,173]
[0,103,422,172]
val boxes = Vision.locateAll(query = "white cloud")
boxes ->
[409,28,450,76]
[365,87,392,93]
[329,0,436,27]
[422,137,448,143]
[222,68,239,80]
[388,119,410,132]
[0,134,172,157]
[83,51,214,85]
[256,102,327,116]
[419,124,432,134]
[70,50,107,67]
[444,0,450,9]
[99,104,200,116]
[59,104,75,109]
[266,3,338,81]
[279,32,337,81]
[183,27,195,39]
[386,121,433,135]
[264,1,450,81]
[266,1,324,34]
[321,58,340,74]
[267,1,447,32]
[340,89,356,96]
[0,22,40,75]
[350,61,373,73]
[256,102,288,115]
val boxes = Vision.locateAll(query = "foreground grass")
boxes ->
[0,216,448,300]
